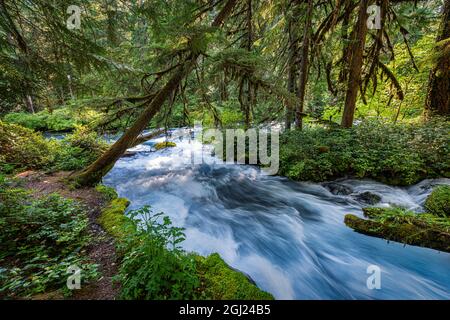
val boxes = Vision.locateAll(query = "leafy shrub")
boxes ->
[280,119,450,185]
[0,181,98,298]
[52,126,108,171]
[0,122,108,173]
[425,185,450,218]
[3,107,102,132]
[0,121,56,172]
[115,206,200,300]
[113,205,273,300]
[4,110,77,132]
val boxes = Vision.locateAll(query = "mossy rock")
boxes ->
[95,184,118,202]
[154,141,176,150]
[354,191,382,205]
[425,185,450,218]
[195,253,274,300]
[98,198,130,239]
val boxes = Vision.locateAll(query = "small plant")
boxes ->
[115,206,200,300]
[0,121,55,172]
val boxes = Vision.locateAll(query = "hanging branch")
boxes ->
[378,61,404,100]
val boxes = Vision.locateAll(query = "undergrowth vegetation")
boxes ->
[0,177,98,298]
[0,121,108,174]
[115,206,200,300]
[3,107,101,132]
[279,119,450,185]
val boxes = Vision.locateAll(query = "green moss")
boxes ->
[98,198,130,240]
[95,184,118,201]
[425,185,450,218]
[154,141,176,150]
[195,253,274,300]
[344,207,450,252]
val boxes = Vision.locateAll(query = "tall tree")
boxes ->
[341,0,369,128]
[295,0,314,129]
[425,0,449,117]
[285,2,300,130]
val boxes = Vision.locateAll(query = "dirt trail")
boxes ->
[17,171,120,300]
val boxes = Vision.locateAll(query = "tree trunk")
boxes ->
[285,3,299,131]
[341,0,369,128]
[71,0,238,186]
[285,62,296,130]
[338,0,354,84]
[25,94,35,113]
[425,0,449,118]
[295,0,313,130]
[242,0,253,129]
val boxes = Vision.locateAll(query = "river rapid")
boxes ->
[103,128,450,299]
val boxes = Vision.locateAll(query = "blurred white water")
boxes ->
[104,128,450,299]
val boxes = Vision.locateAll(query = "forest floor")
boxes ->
[15,171,119,300]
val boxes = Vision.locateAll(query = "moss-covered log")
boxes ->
[344,207,450,252]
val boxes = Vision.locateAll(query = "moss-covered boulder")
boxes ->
[95,184,118,201]
[196,253,274,300]
[353,191,382,205]
[154,141,176,150]
[344,207,450,252]
[425,185,450,218]
[98,198,130,239]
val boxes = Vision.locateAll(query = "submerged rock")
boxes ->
[353,191,382,205]
[122,150,140,158]
[323,182,353,195]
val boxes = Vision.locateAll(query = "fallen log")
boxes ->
[344,208,450,253]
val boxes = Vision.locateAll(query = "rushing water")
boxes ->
[103,128,450,299]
